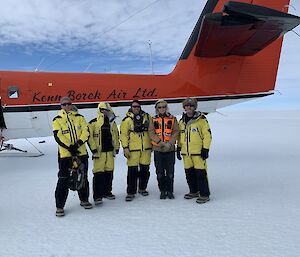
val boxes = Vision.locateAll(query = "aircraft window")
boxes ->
[8,86,20,99]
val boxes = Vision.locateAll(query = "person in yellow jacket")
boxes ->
[120,100,152,201]
[149,99,179,199]
[177,97,212,204]
[88,102,120,205]
[52,97,92,217]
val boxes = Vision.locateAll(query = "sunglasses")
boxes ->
[184,104,195,107]
[132,105,141,108]
[157,105,167,109]
[99,108,109,111]
[61,102,72,106]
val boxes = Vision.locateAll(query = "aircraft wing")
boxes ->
[195,1,300,57]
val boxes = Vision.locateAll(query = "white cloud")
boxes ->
[0,0,299,76]
[0,0,204,59]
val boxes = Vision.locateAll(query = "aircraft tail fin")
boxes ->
[173,0,300,99]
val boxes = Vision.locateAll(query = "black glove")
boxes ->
[69,144,80,155]
[176,147,182,160]
[77,140,84,147]
[116,149,119,154]
[200,148,209,160]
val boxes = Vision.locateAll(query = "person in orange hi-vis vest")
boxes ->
[149,99,179,199]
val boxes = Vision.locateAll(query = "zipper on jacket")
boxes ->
[196,127,203,140]
[162,117,165,142]
[98,126,101,151]
[185,123,189,156]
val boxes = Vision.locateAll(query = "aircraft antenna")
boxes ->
[83,63,92,72]
[148,40,154,74]
[34,57,45,72]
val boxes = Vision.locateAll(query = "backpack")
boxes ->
[68,157,86,191]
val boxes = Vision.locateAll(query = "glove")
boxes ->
[116,149,119,155]
[76,140,84,147]
[200,148,209,160]
[91,149,98,155]
[176,147,182,160]
[124,148,131,159]
[69,144,80,155]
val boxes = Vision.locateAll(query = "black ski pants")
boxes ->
[127,164,150,195]
[185,168,210,197]
[93,171,113,200]
[154,151,175,193]
[55,155,89,209]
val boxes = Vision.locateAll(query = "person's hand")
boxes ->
[158,141,165,149]
[124,148,131,159]
[91,149,99,159]
[69,144,80,155]
[76,140,84,147]
[113,149,119,157]
[176,147,182,160]
[200,148,209,160]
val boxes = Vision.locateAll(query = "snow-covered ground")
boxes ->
[1,109,300,257]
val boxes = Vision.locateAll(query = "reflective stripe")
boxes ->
[152,116,175,146]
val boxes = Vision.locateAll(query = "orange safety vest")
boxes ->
[152,115,175,146]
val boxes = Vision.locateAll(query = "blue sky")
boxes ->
[0,0,299,108]
[0,0,199,74]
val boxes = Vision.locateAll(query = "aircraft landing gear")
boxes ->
[0,137,44,157]
[0,143,28,153]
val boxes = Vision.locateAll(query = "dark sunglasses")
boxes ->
[61,102,72,106]
[99,108,109,111]
[157,105,167,109]
[184,104,195,107]
[132,105,141,108]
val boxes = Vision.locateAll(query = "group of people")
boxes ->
[52,97,212,217]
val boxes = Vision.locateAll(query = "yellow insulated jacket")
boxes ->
[120,110,152,151]
[178,112,212,155]
[88,103,120,154]
[52,109,89,158]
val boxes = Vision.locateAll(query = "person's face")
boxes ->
[184,104,195,117]
[100,108,109,116]
[61,100,73,112]
[157,104,167,115]
[131,103,141,115]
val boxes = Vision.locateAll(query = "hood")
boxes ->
[181,111,202,124]
[97,102,116,122]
